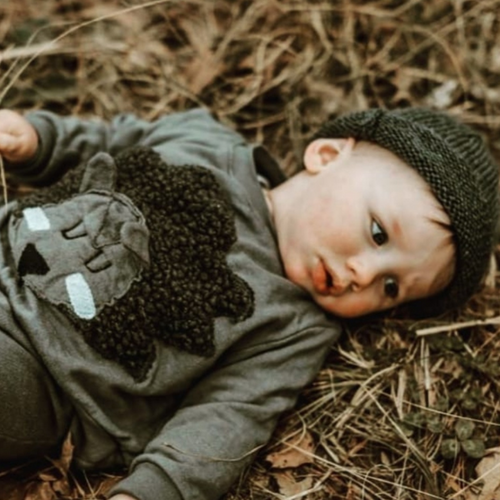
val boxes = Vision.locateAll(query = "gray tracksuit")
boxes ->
[0,108,341,500]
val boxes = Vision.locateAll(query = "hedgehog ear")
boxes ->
[80,152,117,193]
[121,221,150,265]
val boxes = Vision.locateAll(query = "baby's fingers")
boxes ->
[0,132,24,162]
[0,110,38,163]
[0,132,16,151]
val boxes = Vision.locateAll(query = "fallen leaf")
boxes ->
[92,474,123,496]
[464,447,500,500]
[424,79,459,109]
[49,432,74,480]
[51,477,72,496]
[24,481,56,500]
[265,432,315,469]
[0,476,29,500]
[272,470,313,496]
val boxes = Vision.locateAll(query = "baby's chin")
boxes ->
[311,294,389,319]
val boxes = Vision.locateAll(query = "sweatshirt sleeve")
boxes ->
[108,322,340,500]
[6,108,242,186]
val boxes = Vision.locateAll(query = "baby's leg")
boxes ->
[0,332,73,461]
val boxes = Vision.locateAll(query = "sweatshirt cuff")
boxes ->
[108,463,183,500]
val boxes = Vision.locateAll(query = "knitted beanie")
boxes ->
[311,107,499,317]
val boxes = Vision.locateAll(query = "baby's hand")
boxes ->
[0,109,38,163]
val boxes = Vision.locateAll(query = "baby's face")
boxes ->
[271,138,455,318]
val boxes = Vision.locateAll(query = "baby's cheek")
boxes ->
[281,252,308,290]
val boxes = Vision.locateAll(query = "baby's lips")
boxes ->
[312,259,329,295]
[314,259,349,297]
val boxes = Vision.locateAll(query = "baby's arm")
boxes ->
[107,323,339,500]
[0,107,242,187]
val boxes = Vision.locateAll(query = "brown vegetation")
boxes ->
[1,1,500,498]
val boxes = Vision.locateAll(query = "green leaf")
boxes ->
[397,421,414,437]
[427,415,445,434]
[455,420,475,441]
[469,387,483,401]
[441,439,460,459]
[461,397,478,411]
[461,439,485,459]
[403,412,426,429]
[433,397,449,412]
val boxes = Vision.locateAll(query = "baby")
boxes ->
[0,106,497,500]
[271,108,498,319]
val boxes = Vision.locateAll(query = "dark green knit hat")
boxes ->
[311,107,499,317]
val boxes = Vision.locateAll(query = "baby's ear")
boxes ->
[303,138,355,173]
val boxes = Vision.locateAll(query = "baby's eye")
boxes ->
[371,219,388,246]
[384,277,399,299]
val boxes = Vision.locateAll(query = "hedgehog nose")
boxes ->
[18,243,49,278]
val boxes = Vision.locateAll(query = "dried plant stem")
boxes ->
[0,155,7,205]
[0,0,197,104]
[0,40,127,62]
[416,316,500,336]
[285,470,332,500]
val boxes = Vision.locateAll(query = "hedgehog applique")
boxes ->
[9,146,255,381]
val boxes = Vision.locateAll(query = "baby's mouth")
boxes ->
[312,259,328,295]
[325,268,333,289]
[313,259,338,296]
[324,263,340,295]
[316,259,347,297]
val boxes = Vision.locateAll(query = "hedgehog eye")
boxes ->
[63,221,87,240]
[85,250,112,273]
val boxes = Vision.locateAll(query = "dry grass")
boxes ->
[2,0,500,499]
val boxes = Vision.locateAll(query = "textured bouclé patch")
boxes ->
[14,147,255,381]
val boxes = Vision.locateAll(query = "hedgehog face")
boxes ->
[9,154,150,320]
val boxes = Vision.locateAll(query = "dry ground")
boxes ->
[1,1,500,499]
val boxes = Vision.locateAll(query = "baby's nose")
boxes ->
[346,253,380,291]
